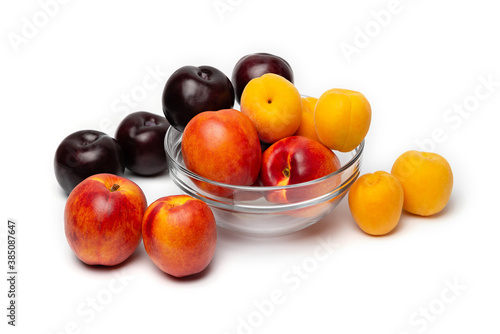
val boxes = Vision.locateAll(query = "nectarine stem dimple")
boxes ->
[283,167,290,178]
[110,184,120,192]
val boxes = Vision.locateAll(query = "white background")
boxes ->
[1,0,499,333]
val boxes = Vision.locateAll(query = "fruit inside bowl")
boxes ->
[165,126,363,237]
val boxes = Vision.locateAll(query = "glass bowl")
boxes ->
[165,126,363,237]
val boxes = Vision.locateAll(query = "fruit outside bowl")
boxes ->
[165,127,363,237]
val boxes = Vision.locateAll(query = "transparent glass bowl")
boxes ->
[165,126,363,237]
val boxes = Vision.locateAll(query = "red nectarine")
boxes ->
[260,136,341,203]
[181,109,261,197]
[142,195,217,278]
[64,173,147,266]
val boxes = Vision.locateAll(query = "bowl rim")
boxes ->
[164,126,364,192]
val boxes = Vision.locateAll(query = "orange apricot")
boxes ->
[348,171,404,235]
[391,151,453,216]
[314,88,371,152]
[240,73,302,143]
[293,96,321,142]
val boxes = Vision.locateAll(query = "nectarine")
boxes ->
[181,109,261,197]
[260,136,341,203]
[142,195,217,278]
[64,173,147,266]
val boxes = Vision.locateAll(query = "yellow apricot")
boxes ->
[294,96,321,142]
[314,88,371,152]
[348,171,404,236]
[240,73,302,143]
[391,151,453,216]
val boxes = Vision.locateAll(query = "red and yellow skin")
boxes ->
[181,109,261,197]
[64,173,147,266]
[142,195,217,278]
[260,136,341,203]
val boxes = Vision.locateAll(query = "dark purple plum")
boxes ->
[162,65,235,132]
[54,130,125,194]
[232,53,294,104]
[115,111,170,176]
